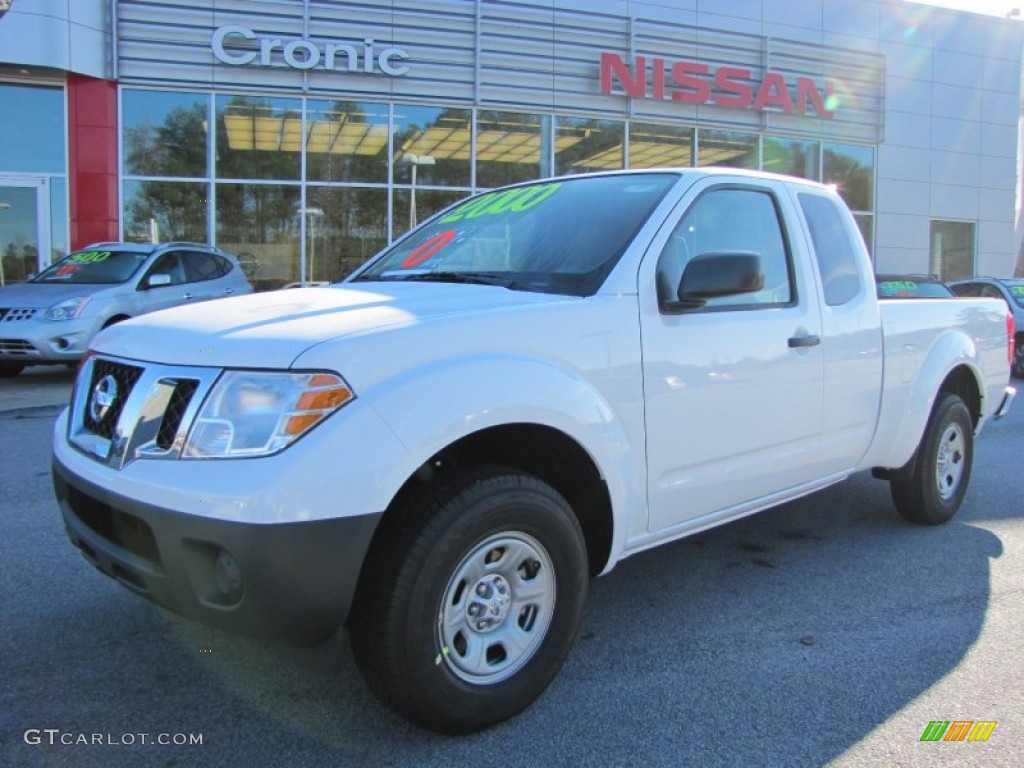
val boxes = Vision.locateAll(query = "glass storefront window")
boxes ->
[122,90,208,178]
[216,183,301,291]
[474,111,547,188]
[122,180,209,243]
[49,177,68,263]
[930,220,975,281]
[763,136,820,180]
[216,95,302,181]
[305,100,388,184]
[697,130,759,169]
[0,84,65,174]
[305,186,388,281]
[824,142,874,212]
[853,214,873,258]
[393,105,472,187]
[628,122,694,169]
[555,117,625,175]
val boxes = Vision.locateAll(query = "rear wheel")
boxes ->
[1013,335,1024,378]
[349,466,588,734]
[890,393,973,525]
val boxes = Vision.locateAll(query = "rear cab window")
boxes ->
[798,192,866,306]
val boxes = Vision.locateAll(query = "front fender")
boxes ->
[360,352,645,574]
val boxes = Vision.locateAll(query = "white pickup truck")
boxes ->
[53,168,1015,733]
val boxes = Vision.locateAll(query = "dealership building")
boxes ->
[0,0,1022,288]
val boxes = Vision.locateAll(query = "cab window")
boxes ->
[656,187,793,310]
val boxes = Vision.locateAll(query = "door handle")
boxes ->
[788,334,821,348]
[183,292,194,300]
[222,288,235,295]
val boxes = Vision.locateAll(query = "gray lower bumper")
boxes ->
[53,457,382,646]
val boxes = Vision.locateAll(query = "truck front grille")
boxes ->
[68,356,220,468]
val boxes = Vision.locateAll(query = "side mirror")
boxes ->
[144,273,172,289]
[662,251,764,314]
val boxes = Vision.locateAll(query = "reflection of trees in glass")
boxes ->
[763,137,819,180]
[308,187,388,280]
[124,181,206,243]
[216,184,300,290]
[1,243,37,283]
[556,118,625,175]
[123,103,207,177]
[824,143,874,212]
[216,95,302,181]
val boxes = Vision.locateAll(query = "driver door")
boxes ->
[640,179,825,532]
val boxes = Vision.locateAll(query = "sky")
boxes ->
[912,0,1022,17]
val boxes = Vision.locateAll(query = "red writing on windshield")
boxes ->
[402,230,457,268]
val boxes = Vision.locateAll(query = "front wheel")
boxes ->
[890,393,974,525]
[349,467,588,734]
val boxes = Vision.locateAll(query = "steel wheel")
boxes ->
[349,466,588,733]
[934,421,966,501]
[439,532,555,685]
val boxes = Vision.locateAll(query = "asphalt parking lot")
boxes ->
[1,370,1021,767]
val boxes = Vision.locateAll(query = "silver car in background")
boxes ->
[0,242,253,377]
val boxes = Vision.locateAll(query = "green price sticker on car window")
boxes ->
[880,280,917,295]
[69,250,112,264]
[1011,286,1024,297]
[439,182,562,224]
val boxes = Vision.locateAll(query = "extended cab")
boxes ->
[52,169,1016,733]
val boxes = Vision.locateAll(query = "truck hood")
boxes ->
[92,282,566,368]
[0,280,115,308]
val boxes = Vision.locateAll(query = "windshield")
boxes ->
[33,249,150,285]
[1008,282,1024,307]
[352,173,678,296]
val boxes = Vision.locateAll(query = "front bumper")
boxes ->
[0,314,98,364]
[53,457,382,646]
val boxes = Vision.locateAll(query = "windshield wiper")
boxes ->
[386,271,522,289]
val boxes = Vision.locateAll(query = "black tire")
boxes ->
[890,393,974,525]
[349,466,588,734]
[1013,336,1024,379]
[0,363,25,378]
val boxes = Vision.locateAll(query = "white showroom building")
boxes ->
[0,0,1021,287]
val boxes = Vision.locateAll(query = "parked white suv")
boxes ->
[0,242,252,376]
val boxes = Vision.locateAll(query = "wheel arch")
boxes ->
[873,363,981,483]
[364,423,614,581]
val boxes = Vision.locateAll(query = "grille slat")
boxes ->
[155,380,199,450]
[82,360,144,439]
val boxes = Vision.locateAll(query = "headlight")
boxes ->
[45,296,91,321]
[183,371,354,459]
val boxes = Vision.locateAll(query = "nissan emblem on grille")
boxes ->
[89,375,119,423]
